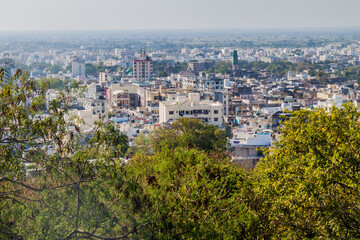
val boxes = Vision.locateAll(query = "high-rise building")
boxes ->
[72,57,86,78]
[232,50,239,66]
[133,50,153,81]
[1,55,16,82]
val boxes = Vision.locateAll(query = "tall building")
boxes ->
[133,50,153,81]
[232,50,239,65]
[232,50,240,76]
[1,55,16,82]
[72,57,86,78]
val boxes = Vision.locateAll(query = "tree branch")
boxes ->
[63,229,132,240]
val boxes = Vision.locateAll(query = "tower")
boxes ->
[232,50,238,66]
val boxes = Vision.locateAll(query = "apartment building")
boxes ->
[133,50,153,81]
[159,93,223,126]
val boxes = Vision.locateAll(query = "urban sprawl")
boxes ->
[2,31,360,167]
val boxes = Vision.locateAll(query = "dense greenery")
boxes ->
[85,63,121,76]
[153,61,188,75]
[254,104,360,238]
[34,78,65,89]
[28,62,65,74]
[2,71,360,239]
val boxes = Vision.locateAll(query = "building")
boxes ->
[159,93,223,126]
[110,90,140,112]
[83,85,108,116]
[133,50,153,81]
[232,50,239,65]
[230,128,272,168]
[188,61,215,74]
[72,57,86,78]
[99,71,110,86]
[0,56,16,82]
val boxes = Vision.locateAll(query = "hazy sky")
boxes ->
[1,0,360,31]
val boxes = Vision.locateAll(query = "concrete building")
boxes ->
[1,56,16,82]
[188,61,215,74]
[230,128,272,168]
[133,50,153,81]
[159,93,223,126]
[110,90,140,112]
[72,57,86,78]
[83,85,108,116]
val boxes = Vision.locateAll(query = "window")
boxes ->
[169,111,174,115]
[214,110,218,114]
[214,117,218,122]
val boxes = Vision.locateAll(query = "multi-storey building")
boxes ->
[133,50,153,81]
[72,57,86,78]
[159,93,223,126]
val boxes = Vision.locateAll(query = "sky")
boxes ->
[1,0,360,31]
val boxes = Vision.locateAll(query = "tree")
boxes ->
[173,62,188,73]
[127,147,259,239]
[255,104,360,239]
[47,64,64,74]
[214,61,232,74]
[316,70,330,82]
[148,118,229,154]
[158,70,168,77]
[0,70,135,239]
[35,78,65,89]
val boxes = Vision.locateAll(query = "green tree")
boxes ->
[0,70,135,239]
[47,64,64,74]
[35,78,65,89]
[148,118,229,154]
[214,61,232,74]
[255,104,360,239]
[158,70,168,77]
[127,147,259,239]
[173,62,188,73]
[29,62,51,71]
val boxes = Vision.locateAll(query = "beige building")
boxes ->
[159,93,223,126]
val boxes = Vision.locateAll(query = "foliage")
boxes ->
[173,62,188,73]
[213,61,232,74]
[29,62,51,71]
[148,118,229,154]
[47,64,64,74]
[153,60,168,73]
[158,70,168,77]
[255,104,360,239]
[34,78,65,89]
[315,69,330,82]
[85,63,120,76]
[127,147,259,239]
[0,70,133,239]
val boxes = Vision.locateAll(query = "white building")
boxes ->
[159,93,223,126]
[72,57,86,78]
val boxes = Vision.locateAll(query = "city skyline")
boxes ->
[1,0,360,31]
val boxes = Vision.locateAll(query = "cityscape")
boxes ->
[1,0,360,239]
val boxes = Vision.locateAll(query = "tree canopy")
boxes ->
[254,104,360,239]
